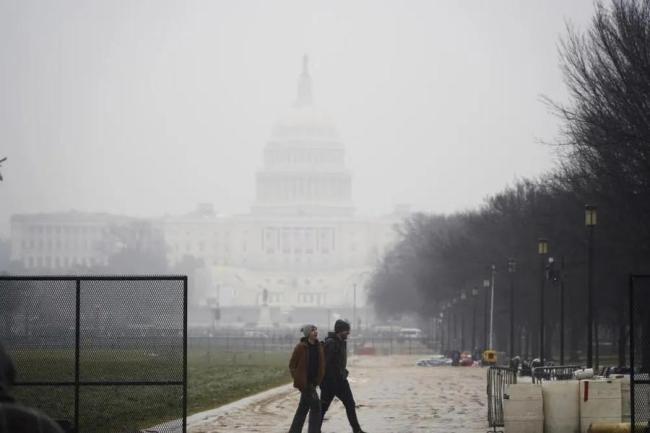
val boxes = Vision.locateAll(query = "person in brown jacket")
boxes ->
[288,324,325,433]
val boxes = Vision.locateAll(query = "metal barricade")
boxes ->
[532,365,582,383]
[487,366,517,432]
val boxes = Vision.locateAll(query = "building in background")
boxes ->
[9,57,403,328]
[10,212,130,270]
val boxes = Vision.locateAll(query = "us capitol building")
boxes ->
[10,57,404,327]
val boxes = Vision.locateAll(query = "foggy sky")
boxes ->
[0,0,596,236]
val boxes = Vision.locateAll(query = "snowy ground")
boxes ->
[186,355,489,433]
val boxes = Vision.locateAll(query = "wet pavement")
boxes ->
[186,354,488,433]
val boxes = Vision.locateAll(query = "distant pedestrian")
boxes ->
[0,343,64,433]
[320,319,367,433]
[288,324,325,433]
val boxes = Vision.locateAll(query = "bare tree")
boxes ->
[552,0,650,237]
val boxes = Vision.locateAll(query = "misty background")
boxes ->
[0,0,596,235]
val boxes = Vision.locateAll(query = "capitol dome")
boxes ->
[253,55,353,217]
[271,105,340,143]
[268,55,342,146]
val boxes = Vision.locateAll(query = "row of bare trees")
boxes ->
[368,0,650,368]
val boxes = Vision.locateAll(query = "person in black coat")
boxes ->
[0,343,64,433]
[320,319,367,433]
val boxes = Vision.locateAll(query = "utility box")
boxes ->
[504,383,544,433]
[483,349,497,365]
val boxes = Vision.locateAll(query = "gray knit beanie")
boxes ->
[301,324,316,338]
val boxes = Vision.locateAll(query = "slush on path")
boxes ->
[187,355,487,433]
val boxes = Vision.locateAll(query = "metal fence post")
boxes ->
[75,278,81,433]
[183,275,188,433]
[629,275,635,429]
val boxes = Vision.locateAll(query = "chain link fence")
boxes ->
[187,335,437,358]
[0,276,187,433]
[630,274,650,431]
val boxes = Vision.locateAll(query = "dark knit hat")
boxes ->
[334,319,350,333]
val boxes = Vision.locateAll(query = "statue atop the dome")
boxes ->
[295,54,313,108]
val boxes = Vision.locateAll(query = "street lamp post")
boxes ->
[445,302,452,352]
[208,283,221,333]
[452,297,458,349]
[460,291,467,351]
[538,238,549,362]
[352,283,357,334]
[483,279,490,351]
[557,256,564,365]
[471,287,479,353]
[507,258,517,360]
[585,205,597,369]
[489,265,496,350]
[439,311,445,353]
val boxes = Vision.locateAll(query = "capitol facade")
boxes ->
[9,58,402,327]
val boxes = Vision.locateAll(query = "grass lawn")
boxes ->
[11,348,291,433]
[187,351,291,415]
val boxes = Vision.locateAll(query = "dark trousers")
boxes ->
[320,378,361,432]
[289,384,321,433]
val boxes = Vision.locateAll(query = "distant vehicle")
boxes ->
[415,354,451,367]
[244,330,268,338]
[372,325,401,337]
[459,351,474,366]
[399,328,423,339]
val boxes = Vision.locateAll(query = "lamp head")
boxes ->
[538,238,549,255]
[507,257,516,273]
[585,205,597,226]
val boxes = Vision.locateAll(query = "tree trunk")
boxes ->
[618,298,627,367]
[545,323,555,363]
[569,319,582,363]
[642,308,650,373]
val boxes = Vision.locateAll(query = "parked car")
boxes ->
[416,354,452,366]
[459,351,474,366]
[243,330,269,338]
[399,328,423,339]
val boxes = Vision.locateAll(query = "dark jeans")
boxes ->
[289,384,321,433]
[320,378,361,432]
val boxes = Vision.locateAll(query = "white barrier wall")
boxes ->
[542,381,580,433]
[579,380,622,433]
[504,383,543,433]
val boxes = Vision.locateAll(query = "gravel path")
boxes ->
[188,355,488,433]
